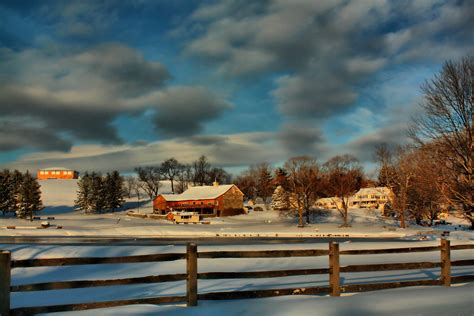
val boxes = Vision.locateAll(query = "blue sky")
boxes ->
[0,0,472,175]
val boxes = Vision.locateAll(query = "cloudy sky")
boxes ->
[0,0,472,174]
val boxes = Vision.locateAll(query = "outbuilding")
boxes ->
[37,167,79,180]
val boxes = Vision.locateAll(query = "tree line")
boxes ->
[75,171,126,213]
[129,155,231,200]
[0,169,43,220]
[235,155,366,227]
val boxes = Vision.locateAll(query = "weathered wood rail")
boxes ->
[1,240,473,316]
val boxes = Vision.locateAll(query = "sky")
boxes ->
[0,0,473,175]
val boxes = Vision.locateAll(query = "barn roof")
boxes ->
[160,184,240,201]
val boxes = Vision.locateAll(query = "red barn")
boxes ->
[37,167,79,180]
[154,183,245,217]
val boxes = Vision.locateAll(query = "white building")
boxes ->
[349,187,394,211]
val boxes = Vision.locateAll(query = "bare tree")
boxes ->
[208,167,232,184]
[408,144,447,225]
[161,158,183,194]
[234,167,257,200]
[176,164,193,194]
[285,156,321,227]
[193,155,211,186]
[323,155,363,227]
[134,166,162,200]
[391,146,418,228]
[123,176,137,199]
[410,56,473,228]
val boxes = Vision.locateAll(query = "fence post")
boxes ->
[440,239,451,286]
[187,243,198,306]
[329,242,340,296]
[0,250,11,316]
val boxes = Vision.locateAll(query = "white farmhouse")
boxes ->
[349,187,394,212]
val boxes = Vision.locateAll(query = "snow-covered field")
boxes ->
[1,180,473,315]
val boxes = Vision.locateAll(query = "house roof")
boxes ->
[160,184,239,201]
[40,167,75,171]
[355,187,393,196]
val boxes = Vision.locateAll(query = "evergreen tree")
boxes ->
[274,168,289,190]
[16,171,43,220]
[256,163,274,200]
[0,169,14,215]
[75,172,93,213]
[105,171,125,212]
[11,170,23,213]
[271,185,290,210]
[90,172,106,213]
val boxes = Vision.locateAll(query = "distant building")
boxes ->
[37,167,79,180]
[314,187,394,212]
[349,187,394,211]
[154,182,245,217]
[315,197,343,210]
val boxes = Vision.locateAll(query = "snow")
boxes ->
[1,179,472,239]
[1,240,473,315]
[1,179,473,315]
[40,167,74,171]
[354,186,392,196]
[54,285,474,316]
[160,184,236,201]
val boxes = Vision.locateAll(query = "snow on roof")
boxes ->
[40,167,76,171]
[355,187,392,196]
[160,184,237,201]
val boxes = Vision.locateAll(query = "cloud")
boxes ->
[0,43,228,152]
[5,132,286,173]
[0,120,71,152]
[181,0,474,120]
[74,43,170,96]
[278,123,324,155]
[152,86,233,137]
[345,124,409,162]
[39,1,118,38]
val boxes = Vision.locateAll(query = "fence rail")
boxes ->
[1,241,473,316]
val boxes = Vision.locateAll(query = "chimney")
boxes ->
[213,181,219,187]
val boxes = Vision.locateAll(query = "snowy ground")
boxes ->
[1,179,472,240]
[1,240,473,315]
[1,180,473,315]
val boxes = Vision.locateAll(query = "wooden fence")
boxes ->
[1,240,473,316]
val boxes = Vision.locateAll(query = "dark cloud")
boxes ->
[0,43,224,152]
[153,87,232,137]
[346,124,409,162]
[0,121,71,152]
[278,123,324,155]
[75,43,170,96]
